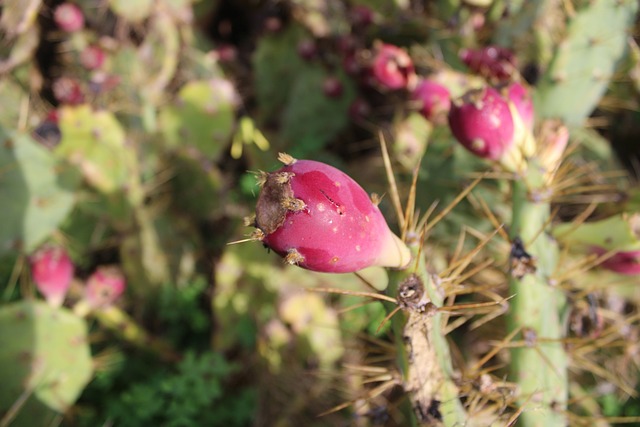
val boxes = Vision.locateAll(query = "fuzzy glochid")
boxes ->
[251,154,411,273]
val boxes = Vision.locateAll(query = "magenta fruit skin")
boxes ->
[506,81,534,131]
[54,3,85,33]
[371,44,415,90]
[411,79,451,123]
[85,266,126,308]
[460,45,517,81]
[595,248,640,275]
[257,160,405,273]
[80,45,106,71]
[448,87,515,160]
[30,246,74,306]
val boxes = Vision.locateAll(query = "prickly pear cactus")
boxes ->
[0,129,76,254]
[56,105,131,194]
[159,79,236,161]
[533,0,638,125]
[0,300,93,425]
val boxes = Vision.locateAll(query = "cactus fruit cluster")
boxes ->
[2,0,640,425]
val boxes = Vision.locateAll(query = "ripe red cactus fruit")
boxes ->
[52,77,85,105]
[460,45,517,81]
[85,266,126,308]
[505,81,534,131]
[348,98,371,121]
[297,39,317,61]
[54,3,85,33]
[448,87,515,160]
[371,43,416,91]
[322,76,343,99]
[250,154,411,273]
[80,45,106,71]
[410,78,451,125]
[349,5,375,28]
[30,245,74,307]
[592,248,640,275]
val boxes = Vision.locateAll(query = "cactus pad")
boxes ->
[56,105,131,194]
[0,129,76,254]
[533,0,638,125]
[159,79,236,160]
[0,300,93,423]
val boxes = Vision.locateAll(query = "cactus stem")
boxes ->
[386,241,467,426]
[507,166,568,426]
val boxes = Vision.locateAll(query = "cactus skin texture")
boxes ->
[0,129,76,255]
[533,0,638,126]
[253,156,410,273]
[0,301,93,425]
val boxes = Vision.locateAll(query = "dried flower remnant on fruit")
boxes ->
[252,154,411,273]
[255,171,296,235]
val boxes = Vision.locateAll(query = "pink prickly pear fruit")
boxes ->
[348,98,371,121]
[595,248,640,275]
[323,76,343,99]
[297,39,317,61]
[410,78,451,125]
[30,245,74,307]
[85,266,126,308]
[80,45,106,70]
[459,45,517,81]
[52,77,85,105]
[505,81,534,131]
[349,5,375,28]
[252,154,411,273]
[54,3,85,33]
[448,86,515,160]
[371,43,416,91]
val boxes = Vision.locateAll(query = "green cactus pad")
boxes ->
[281,68,355,157]
[253,25,309,124]
[533,0,638,126]
[552,213,640,252]
[109,0,153,22]
[56,105,132,194]
[0,301,93,423]
[159,79,235,160]
[0,128,76,254]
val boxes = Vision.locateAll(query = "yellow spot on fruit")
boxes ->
[331,256,339,263]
